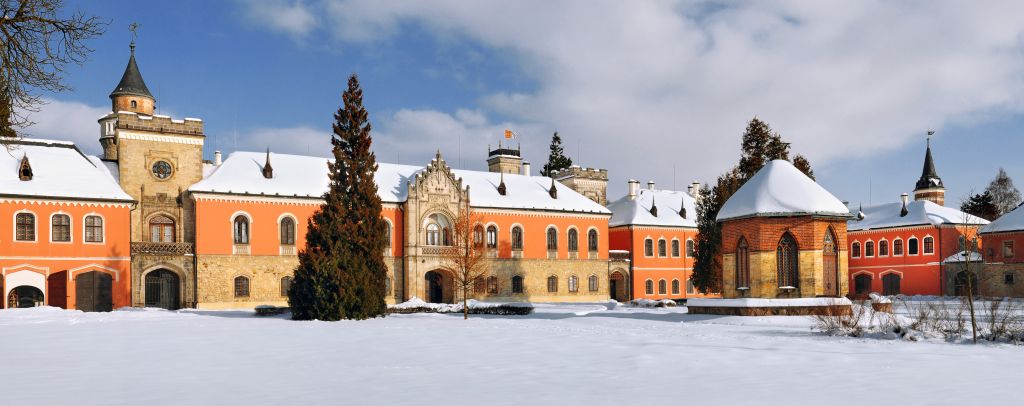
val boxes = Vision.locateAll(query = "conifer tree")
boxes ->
[792,154,815,180]
[289,74,388,320]
[540,131,572,176]
[961,191,999,221]
[985,168,1022,216]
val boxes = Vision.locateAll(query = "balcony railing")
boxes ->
[421,246,457,256]
[132,242,194,255]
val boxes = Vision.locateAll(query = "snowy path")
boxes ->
[0,304,1018,406]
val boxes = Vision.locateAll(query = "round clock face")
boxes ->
[152,161,173,180]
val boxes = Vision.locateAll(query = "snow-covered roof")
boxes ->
[717,160,851,221]
[608,188,697,228]
[943,251,983,263]
[849,200,988,231]
[980,203,1024,234]
[190,151,610,214]
[0,138,133,202]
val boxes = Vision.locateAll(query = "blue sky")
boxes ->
[32,1,1024,209]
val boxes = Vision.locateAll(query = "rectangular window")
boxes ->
[1005,273,1015,285]
[16,213,35,241]
[1004,241,1015,258]
[923,237,934,255]
[51,214,71,242]
[85,216,103,243]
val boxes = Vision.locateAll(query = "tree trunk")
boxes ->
[463,286,469,320]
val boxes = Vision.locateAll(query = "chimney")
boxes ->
[522,161,531,176]
[628,179,640,200]
[647,180,655,191]
[690,181,701,201]
[214,150,222,166]
[687,184,695,196]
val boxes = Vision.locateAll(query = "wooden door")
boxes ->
[48,271,68,309]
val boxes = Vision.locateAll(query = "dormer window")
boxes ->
[18,155,32,181]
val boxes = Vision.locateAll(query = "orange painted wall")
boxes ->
[609,225,714,300]
[473,211,609,260]
[0,200,132,309]
[982,231,1024,264]
[848,225,980,296]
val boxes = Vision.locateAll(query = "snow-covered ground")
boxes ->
[0,303,1019,406]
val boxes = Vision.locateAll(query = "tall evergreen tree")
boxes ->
[691,117,813,294]
[985,168,1022,216]
[540,131,572,176]
[961,191,999,221]
[289,74,388,320]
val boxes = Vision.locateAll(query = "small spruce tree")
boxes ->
[289,74,388,320]
[540,131,573,177]
[961,191,999,221]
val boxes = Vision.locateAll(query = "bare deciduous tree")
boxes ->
[439,204,491,320]
[1,0,106,139]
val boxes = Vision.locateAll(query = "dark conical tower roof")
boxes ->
[914,138,943,190]
[109,44,153,100]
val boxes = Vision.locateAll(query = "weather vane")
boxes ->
[129,22,140,52]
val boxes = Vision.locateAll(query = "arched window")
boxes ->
[85,215,103,243]
[149,215,175,243]
[645,279,654,295]
[878,240,889,256]
[686,239,695,257]
[280,217,296,245]
[777,233,799,288]
[281,276,293,297]
[865,241,875,257]
[487,276,498,294]
[233,216,250,244]
[130,100,137,109]
[671,240,680,257]
[568,229,579,252]
[234,276,250,297]
[882,273,901,296]
[853,274,872,295]
[672,279,680,295]
[383,223,391,249]
[851,242,861,257]
[568,275,578,292]
[736,237,750,289]
[546,227,558,250]
[658,279,667,295]
[908,238,919,255]
[426,223,440,246]
[51,214,71,242]
[512,275,524,294]
[823,228,839,296]
[588,275,598,292]
[425,213,452,246]
[644,238,654,256]
[588,229,598,252]
[473,225,485,248]
[547,276,558,293]
[893,239,904,256]
[15,212,35,241]
[658,239,667,257]
[923,236,934,254]
[486,225,498,249]
[511,226,524,251]
[686,279,695,294]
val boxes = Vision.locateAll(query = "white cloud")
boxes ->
[233,126,333,158]
[238,0,317,40]
[238,0,1024,196]
[20,99,109,155]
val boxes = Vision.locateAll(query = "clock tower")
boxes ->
[98,40,204,308]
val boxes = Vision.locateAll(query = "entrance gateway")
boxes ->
[145,269,180,310]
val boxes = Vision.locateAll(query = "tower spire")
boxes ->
[110,23,154,114]
[913,131,945,205]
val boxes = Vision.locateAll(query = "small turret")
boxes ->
[262,148,273,179]
[109,37,155,115]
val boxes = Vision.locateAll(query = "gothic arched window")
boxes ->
[233,216,250,245]
[736,237,750,289]
[777,233,799,288]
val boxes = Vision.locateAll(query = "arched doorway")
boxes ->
[145,269,180,310]
[822,229,839,296]
[853,274,872,297]
[609,271,628,302]
[7,286,44,308]
[954,271,978,297]
[424,270,453,304]
[76,271,113,312]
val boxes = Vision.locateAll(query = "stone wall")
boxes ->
[131,254,195,308]
[195,254,405,309]
[980,263,1024,298]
